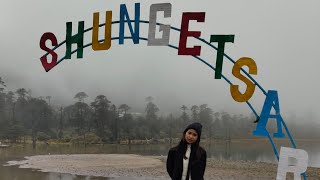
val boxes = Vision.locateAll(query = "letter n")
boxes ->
[253,90,285,138]
[119,3,140,44]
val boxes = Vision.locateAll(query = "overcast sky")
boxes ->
[1,0,319,121]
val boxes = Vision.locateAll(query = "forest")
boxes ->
[0,76,319,148]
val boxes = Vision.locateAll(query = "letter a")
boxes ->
[253,90,285,138]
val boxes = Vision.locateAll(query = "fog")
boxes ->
[1,0,320,122]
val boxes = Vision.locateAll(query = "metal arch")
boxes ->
[40,20,306,179]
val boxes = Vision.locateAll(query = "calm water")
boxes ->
[0,139,319,180]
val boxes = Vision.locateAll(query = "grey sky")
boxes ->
[1,0,319,121]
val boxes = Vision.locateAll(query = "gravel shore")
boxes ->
[5,154,320,180]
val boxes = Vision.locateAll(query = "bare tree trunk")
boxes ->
[83,133,86,146]
[115,111,119,144]
[32,129,37,149]
[58,107,63,140]
[31,116,37,149]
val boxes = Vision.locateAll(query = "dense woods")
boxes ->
[0,77,319,148]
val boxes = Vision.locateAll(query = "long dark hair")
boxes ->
[174,131,202,164]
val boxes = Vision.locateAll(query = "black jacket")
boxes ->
[166,144,207,180]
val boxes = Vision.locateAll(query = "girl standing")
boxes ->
[166,122,207,180]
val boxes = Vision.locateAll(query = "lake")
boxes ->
[0,139,319,180]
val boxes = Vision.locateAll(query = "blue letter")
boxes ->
[253,90,285,138]
[119,3,140,44]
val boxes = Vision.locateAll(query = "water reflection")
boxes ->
[0,139,319,180]
[0,165,109,180]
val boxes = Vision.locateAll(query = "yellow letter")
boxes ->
[92,11,112,51]
[230,57,257,102]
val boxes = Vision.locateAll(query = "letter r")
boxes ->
[277,147,308,180]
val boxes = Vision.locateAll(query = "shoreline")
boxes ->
[4,137,320,145]
[5,154,320,180]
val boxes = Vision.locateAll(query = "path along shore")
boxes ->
[5,154,320,180]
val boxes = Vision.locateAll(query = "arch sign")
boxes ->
[39,2,309,179]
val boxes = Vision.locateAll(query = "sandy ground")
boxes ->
[5,154,320,180]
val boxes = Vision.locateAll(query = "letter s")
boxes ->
[40,32,58,72]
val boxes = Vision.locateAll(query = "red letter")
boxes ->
[178,12,205,56]
[40,32,58,72]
